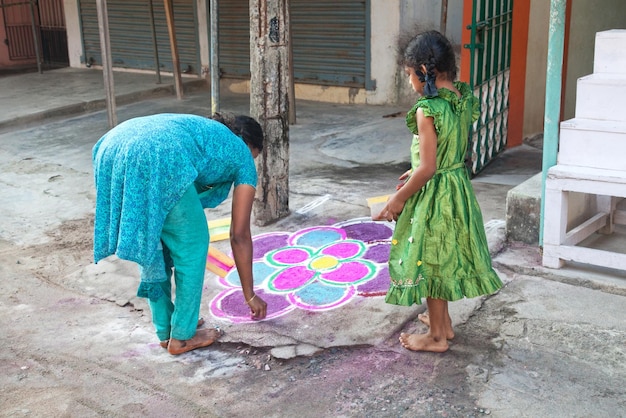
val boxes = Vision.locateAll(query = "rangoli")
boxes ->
[208,218,394,323]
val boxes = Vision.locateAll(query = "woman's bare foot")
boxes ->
[399,332,449,353]
[417,313,455,340]
[160,318,206,349]
[167,328,221,355]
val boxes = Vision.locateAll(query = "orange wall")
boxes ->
[508,0,530,147]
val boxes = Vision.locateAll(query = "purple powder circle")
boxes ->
[342,222,393,242]
[363,243,391,263]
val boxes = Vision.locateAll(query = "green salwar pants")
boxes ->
[144,185,209,341]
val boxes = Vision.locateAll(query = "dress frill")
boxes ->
[385,270,503,305]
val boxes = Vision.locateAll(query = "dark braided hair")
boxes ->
[402,30,457,83]
[210,112,264,152]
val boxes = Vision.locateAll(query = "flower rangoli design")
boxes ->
[209,218,393,323]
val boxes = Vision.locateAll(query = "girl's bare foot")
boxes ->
[399,332,449,353]
[417,312,455,339]
[167,328,221,355]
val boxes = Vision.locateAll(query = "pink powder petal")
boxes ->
[269,266,316,292]
[321,240,364,260]
[269,247,311,265]
[319,261,375,285]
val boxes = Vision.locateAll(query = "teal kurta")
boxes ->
[92,114,258,294]
[385,82,502,305]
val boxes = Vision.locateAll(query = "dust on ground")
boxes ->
[1,216,500,417]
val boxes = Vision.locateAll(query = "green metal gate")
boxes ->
[464,0,513,175]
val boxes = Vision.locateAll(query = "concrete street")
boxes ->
[0,68,624,417]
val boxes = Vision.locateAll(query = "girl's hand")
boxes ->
[373,194,406,222]
[396,169,412,190]
[246,293,267,320]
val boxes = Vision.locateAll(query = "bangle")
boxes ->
[245,293,257,305]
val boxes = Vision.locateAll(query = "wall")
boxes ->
[523,0,626,140]
[522,0,549,140]
[399,0,462,46]
[365,0,400,104]
[564,0,626,119]
[64,0,81,67]
[395,0,463,106]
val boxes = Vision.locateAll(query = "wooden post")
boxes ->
[249,0,291,225]
[287,1,296,124]
[148,0,162,84]
[164,0,183,99]
[28,0,42,74]
[95,0,117,127]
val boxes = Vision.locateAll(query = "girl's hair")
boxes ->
[402,30,457,81]
[210,112,264,152]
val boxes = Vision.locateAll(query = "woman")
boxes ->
[92,112,267,355]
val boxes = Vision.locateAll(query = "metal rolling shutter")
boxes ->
[217,0,249,78]
[291,1,368,87]
[79,0,199,74]
[218,0,369,88]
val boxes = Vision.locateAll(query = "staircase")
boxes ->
[543,29,626,270]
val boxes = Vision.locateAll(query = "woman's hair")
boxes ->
[210,112,264,152]
[402,30,457,82]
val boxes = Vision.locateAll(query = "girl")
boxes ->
[374,31,502,352]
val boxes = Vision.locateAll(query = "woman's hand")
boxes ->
[246,293,267,320]
[231,184,269,320]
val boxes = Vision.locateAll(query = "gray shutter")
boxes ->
[291,1,368,87]
[217,0,249,78]
[217,0,369,88]
[79,0,199,74]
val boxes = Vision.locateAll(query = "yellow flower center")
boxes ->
[310,255,339,270]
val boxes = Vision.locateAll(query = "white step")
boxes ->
[593,29,626,75]
[575,73,626,122]
[558,118,626,171]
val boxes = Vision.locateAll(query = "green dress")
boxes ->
[385,82,502,305]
